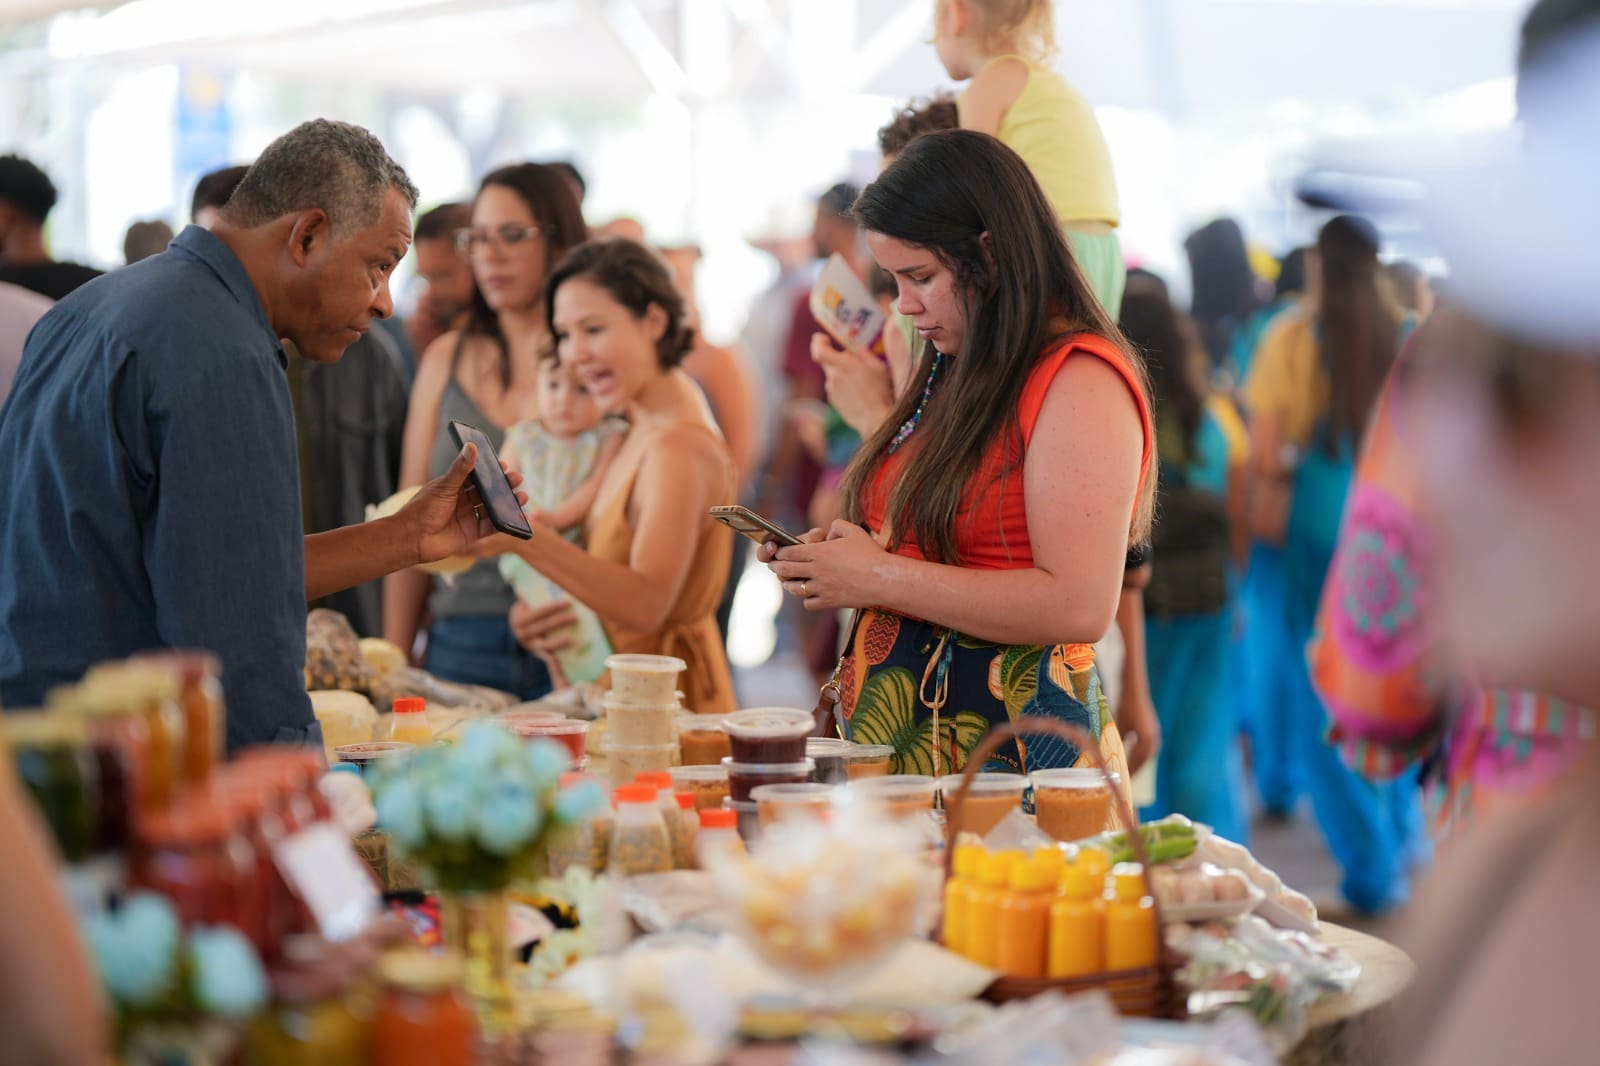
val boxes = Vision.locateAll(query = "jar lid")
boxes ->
[1029,768,1120,791]
[722,708,813,739]
[674,793,696,810]
[806,738,854,757]
[668,764,728,782]
[376,948,464,992]
[613,783,658,805]
[129,649,220,683]
[936,772,1029,795]
[720,757,817,777]
[699,808,737,829]
[634,771,673,791]
[604,654,687,675]
[845,744,895,761]
[0,710,85,746]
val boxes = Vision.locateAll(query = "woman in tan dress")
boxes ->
[491,239,738,713]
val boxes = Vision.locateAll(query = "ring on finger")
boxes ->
[800,580,809,598]
[473,504,483,521]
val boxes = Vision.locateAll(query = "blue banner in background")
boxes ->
[174,67,234,210]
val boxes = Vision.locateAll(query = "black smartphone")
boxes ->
[448,420,533,540]
[709,505,803,548]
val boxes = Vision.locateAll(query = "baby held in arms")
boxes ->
[498,352,626,686]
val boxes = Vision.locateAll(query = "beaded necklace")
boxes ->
[887,348,945,454]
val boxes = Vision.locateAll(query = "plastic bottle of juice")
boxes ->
[941,843,986,952]
[963,849,1023,968]
[695,807,745,866]
[1032,844,1068,884]
[389,698,433,746]
[994,858,1054,977]
[1048,861,1107,978]
[1104,862,1159,971]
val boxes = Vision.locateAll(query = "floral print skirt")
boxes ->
[837,610,1131,806]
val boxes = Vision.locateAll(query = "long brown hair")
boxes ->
[840,129,1154,565]
[1316,215,1398,455]
[463,163,588,390]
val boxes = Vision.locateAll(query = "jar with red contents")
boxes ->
[80,663,186,809]
[207,774,299,956]
[134,805,257,931]
[131,650,225,786]
[50,683,148,856]
[369,950,476,1066]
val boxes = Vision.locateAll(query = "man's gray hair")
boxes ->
[224,119,419,236]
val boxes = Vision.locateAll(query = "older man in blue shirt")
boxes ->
[0,120,515,750]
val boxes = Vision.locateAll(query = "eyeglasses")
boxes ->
[455,224,542,254]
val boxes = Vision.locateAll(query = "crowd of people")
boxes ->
[2,0,1600,1057]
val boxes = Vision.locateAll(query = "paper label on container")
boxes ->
[273,822,384,941]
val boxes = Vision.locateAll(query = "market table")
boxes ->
[1288,922,1416,1066]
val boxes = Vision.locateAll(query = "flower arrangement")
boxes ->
[370,721,606,893]
[82,892,267,1051]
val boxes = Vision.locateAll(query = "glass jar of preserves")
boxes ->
[81,663,185,808]
[50,682,145,854]
[369,949,476,1066]
[134,805,257,930]
[2,711,99,864]
[132,650,225,785]
[208,774,298,955]
[244,934,372,1066]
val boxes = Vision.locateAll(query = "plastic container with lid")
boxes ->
[1104,862,1158,971]
[938,772,1028,838]
[750,782,838,828]
[132,650,225,785]
[489,708,566,734]
[605,654,686,707]
[963,849,1024,967]
[721,757,816,803]
[675,713,732,766]
[668,763,729,812]
[852,774,938,821]
[334,741,416,777]
[370,950,476,1066]
[604,698,678,747]
[388,697,434,747]
[696,807,745,864]
[722,708,813,763]
[995,858,1054,977]
[844,743,895,779]
[635,772,690,869]
[941,842,986,951]
[805,738,854,784]
[603,741,675,787]
[1048,860,1107,978]
[674,793,699,868]
[502,718,588,763]
[1029,767,1118,843]
[721,798,762,844]
[608,784,673,876]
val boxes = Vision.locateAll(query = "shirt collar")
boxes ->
[167,225,287,369]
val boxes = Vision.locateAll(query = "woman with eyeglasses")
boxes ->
[384,163,588,698]
[1241,214,1423,914]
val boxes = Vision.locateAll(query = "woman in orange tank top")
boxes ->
[762,130,1154,791]
[488,239,738,713]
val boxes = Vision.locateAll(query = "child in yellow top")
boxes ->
[933,0,1125,314]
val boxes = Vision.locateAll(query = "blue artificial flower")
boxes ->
[375,776,427,851]
[553,779,607,826]
[425,779,475,842]
[83,893,180,1008]
[522,737,570,786]
[454,721,520,775]
[474,782,543,856]
[188,926,268,1018]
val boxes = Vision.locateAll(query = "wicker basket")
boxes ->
[940,716,1184,1018]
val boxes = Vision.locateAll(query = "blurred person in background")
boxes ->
[1309,0,1599,849]
[492,238,738,714]
[934,0,1124,315]
[764,131,1154,787]
[1384,22,1600,1059]
[407,201,474,362]
[0,153,102,300]
[546,160,587,215]
[1121,270,1249,843]
[1186,217,1265,375]
[386,162,587,696]
[121,219,173,264]
[1234,246,1309,816]
[1383,259,1434,320]
[1244,214,1421,913]
[194,163,410,639]
[0,280,50,404]
[660,242,762,642]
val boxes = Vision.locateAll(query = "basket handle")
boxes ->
[940,716,1166,926]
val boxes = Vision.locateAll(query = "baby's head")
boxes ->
[537,350,605,440]
[933,0,1057,78]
